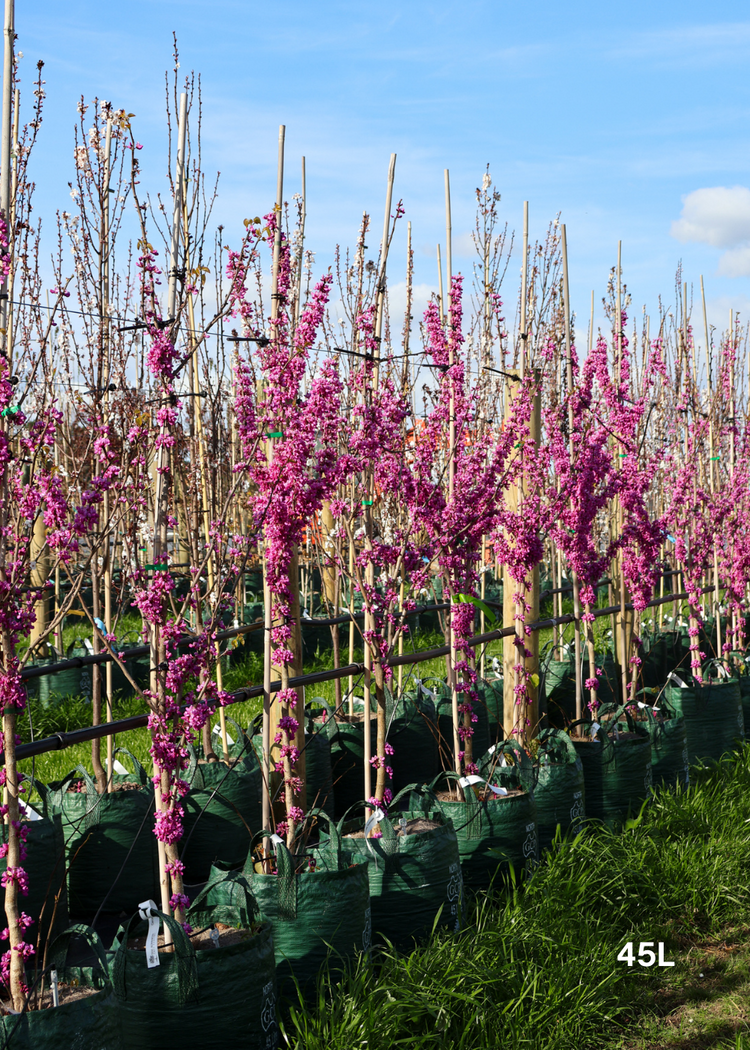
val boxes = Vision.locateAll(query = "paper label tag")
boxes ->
[212,725,236,746]
[590,721,601,741]
[668,672,688,689]
[138,900,160,968]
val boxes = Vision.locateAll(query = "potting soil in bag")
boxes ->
[333,791,462,949]
[384,683,439,791]
[570,706,652,828]
[664,668,744,765]
[0,924,121,1050]
[39,750,160,918]
[247,816,370,996]
[430,763,538,892]
[113,901,277,1050]
[638,698,689,789]
[528,728,585,852]
[0,806,69,948]
[181,730,263,881]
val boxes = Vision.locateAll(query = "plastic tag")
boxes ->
[364,807,385,837]
[210,927,220,948]
[486,783,508,796]
[105,758,129,775]
[138,900,161,968]
[212,725,236,746]
[590,721,601,741]
[491,657,502,675]
[270,834,283,849]
[614,724,620,741]
[18,800,42,821]
[50,968,59,1007]
[459,775,484,788]
[668,672,688,689]
[637,701,659,712]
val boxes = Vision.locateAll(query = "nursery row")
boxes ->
[0,10,749,1019]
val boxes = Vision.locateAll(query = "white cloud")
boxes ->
[717,246,750,278]
[670,186,750,248]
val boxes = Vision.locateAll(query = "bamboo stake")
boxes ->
[102,116,115,791]
[365,152,396,814]
[561,225,583,725]
[262,124,286,850]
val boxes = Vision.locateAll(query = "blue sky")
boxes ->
[20,0,750,345]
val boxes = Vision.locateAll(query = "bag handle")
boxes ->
[49,923,111,982]
[113,746,149,786]
[305,697,334,732]
[23,774,50,819]
[389,781,438,815]
[112,905,199,1006]
[187,867,258,927]
[184,741,202,790]
[536,727,579,766]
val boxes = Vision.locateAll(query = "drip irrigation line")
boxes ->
[9,585,713,764]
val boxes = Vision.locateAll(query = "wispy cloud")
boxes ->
[610,22,750,67]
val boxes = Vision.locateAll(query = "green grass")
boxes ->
[278,748,750,1050]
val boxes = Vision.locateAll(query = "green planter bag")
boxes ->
[429,758,538,892]
[38,749,159,918]
[36,641,92,707]
[0,925,121,1050]
[570,706,652,828]
[428,677,491,768]
[530,729,585,852]
[112,900,277,1050]
[333,790,462,950]
[639,633,667,689]
[0,807,68,949]
[181,729,263,881]
[384,683,440,792]
[542,651,576,727]
[303,704,335,819]
[247,815,370,996]
[324,705,376,820]
[477,674,504,744]
[638,698,689,789]
[664,664,744,765]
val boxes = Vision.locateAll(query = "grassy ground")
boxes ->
[277,748,750,1050]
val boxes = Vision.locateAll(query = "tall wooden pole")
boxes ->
[561,225,583,724]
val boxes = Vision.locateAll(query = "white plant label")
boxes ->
[590,722,601,740]
[138,900,161,968]
[364,808,385,837]
[212,725,236,746]
[668,672,688,689]
[617,941,674,967]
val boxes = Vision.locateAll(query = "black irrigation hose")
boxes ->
[7,585,713,766]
